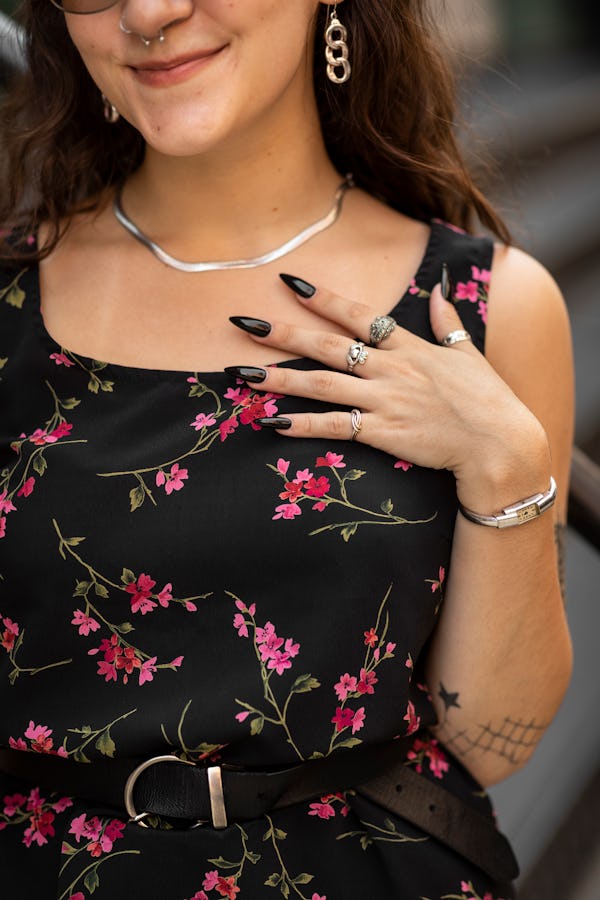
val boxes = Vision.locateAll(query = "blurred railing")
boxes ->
[1,13,599,552]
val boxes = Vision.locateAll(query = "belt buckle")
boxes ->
[124,754,228,830]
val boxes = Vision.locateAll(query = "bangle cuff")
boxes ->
[458,477,557,528]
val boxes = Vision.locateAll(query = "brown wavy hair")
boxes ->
[0,0,510,261]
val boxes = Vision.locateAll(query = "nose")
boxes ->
[120,0,194,41]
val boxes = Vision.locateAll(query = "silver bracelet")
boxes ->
[458,477,557,528]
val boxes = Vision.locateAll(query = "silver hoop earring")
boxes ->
[325,4,351,85]
[102,93,120,124]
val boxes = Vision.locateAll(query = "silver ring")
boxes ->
[350,408,362,441]
[441,329,472,347]
[369,315,396,347]
[120,17,165,46]
[346,341,369,374]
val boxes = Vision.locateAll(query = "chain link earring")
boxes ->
[102,94,120,124]
[325,4,351,85]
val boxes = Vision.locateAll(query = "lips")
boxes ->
[130,45,227,87]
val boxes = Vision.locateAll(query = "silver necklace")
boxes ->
[112,177,353,273]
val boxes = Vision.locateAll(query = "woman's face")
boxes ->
[64,0,326,158]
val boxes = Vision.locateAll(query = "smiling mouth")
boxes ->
[130,45,227,85]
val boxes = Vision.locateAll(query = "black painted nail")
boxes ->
[224,365,267,383]
[441,263,454,302]
[279,273,316,299]
[229,316,271,337]
[255,417,292,430]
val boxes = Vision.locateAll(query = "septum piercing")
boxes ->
[119,17,165,46]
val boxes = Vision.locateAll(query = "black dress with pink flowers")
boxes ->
[0,222,514,900]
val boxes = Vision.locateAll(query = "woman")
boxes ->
[0,1,573,898]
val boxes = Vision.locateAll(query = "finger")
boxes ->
[279,274,403,349]
[257,409,368,443]
[429,282,480,354]
[235,361,374,408]
[231,316,383,378]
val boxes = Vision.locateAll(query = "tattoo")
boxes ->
[555,522,567,603]
[434,682,547,767]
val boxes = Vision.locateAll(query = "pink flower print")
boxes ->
[219,416,239,441]
[255,621,275,644]
[351,707,366,734]
[277,458,290,476]
[405,653,413,669]
[190,413,217,430]
[235,711,250,723]
[189,893,209,900]
[356,667,378,695]
[125,573,157,614]
[233,612,249,638]
[305,475,330,498]
[308,800,336,819]
[272,502,302,520]
[49,352,74,367]
[28,428,57,445]
[279,480,304,503]
[115,646,142,682]
[68,894,85,900]
[478,299,488,324]
[23,807,56,847]
[403,700,421,736]
[224,386,248,404]
[71,609,101,636]
[316,451,345,469]
[17,476,35,497]
[52,796,73,814]
[331,707,354,732]
[312,500,327,512]
[185,600,197,612]
[0,517,6,539]
[0,491,16,514]
[50,421,73,440]
[267,650,292,675]
[363,628,378,648]
[96,659,118,682]
[169,656,184,668]
[203,872,220,891]
[455,280,479,303]
[426,740,449,779]
[1,616,19,652]
[24,722,56,754]
[385,642,396,656]
[295,468,313,482]
[8,737,27,751]
[284,637,300,658]
[334,673,358,702]
[215,876,240,899]
[139,656,158,686]
[312,895,327,900]
[164,463,188,494]
[393,459,413,471]
[157,583,173,607]
[408,278,420,295]
[3,793,27,816]
[471,265,491,283]
[257,627,284,662]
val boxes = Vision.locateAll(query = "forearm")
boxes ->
[426,463,572,787]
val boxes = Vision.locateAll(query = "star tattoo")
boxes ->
[438,682,461,712]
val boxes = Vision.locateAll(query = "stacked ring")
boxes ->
[350,408,362,441]
[346,341,369,374]
[441,329,471,347]
[369,315,396,347]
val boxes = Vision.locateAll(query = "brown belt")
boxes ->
[0,741,518,884]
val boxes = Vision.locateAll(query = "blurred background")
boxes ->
[1,2,599,898]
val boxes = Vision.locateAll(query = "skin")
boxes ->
[41,0,574,787]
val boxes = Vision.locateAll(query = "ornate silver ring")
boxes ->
[350,408,362,441]
[346,341,369,374]
[441,329,472,347]
[369,315,396,347]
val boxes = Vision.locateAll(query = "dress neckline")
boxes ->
[29,222,442,382]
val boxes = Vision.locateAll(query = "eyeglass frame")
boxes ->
[49,0,120,14]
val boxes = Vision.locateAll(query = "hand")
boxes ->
[228,274,549,508]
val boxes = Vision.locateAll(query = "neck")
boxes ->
[120,110,342,262]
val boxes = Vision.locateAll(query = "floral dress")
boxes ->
[0,221,514,900]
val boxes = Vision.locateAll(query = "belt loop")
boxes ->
[207,765,228,829]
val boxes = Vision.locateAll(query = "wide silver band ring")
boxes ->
[369,315,396,347]
[350,408,362,441]
[441,329,472,347]
[346,341,369,374]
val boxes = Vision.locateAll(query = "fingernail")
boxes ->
[279,273,316,299]
[224,365,267,383]
[441,263,454,302]
[255,416,292,430]
[229,316,271,337]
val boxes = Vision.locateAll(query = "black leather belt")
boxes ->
[0,741,518,884]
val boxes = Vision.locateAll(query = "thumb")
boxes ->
[429,265,477,353]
